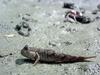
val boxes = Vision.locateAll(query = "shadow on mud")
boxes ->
[15,58,91,65]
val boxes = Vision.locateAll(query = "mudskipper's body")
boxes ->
[21,45,96,65]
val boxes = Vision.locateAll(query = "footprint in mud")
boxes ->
[15,21,31,37]
[15,13,34,37]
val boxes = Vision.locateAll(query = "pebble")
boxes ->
[49,42,56,47]
[97,4,100,10]
[15,25,21,31]
[63,3,75,9]
[92,10,98,14]
[97,27,100,31]
[63,41,72,46]
[21,21,29,28]
[95,16,100,20]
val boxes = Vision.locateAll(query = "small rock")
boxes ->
[18,31,30,37]
[18,14,21,17]
[76,16,91,24]
[0,55,3,58]
[21,21,29,28]
[80,8,85,14]
[10,21,14,23]
[95,16,100,20]
[9,53,13,55]
[15,25,21,31]
[97,4,100,10]
[25,13,31,16]
[63,3,75,9]
[49,42,56,47]
[60,26,65,29]
[92,10,98,14]
[66,28,71,32]
[22,17,30,21]
[97,27,100,31]
[63,41,72,46]
[0,53,12,58]
[28,27,31,31]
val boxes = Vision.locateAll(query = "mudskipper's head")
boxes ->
[21,45,37,60]
[21,45,29,57]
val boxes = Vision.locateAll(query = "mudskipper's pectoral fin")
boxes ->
[33,52,40,66]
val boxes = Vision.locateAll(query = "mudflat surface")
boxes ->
[0,0,100,75]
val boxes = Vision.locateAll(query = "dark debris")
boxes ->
[15,21,31,37]
[63,3,75,9]
[63,41,72,46]
[49,42,56,47]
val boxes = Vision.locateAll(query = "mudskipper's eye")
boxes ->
[23,45,28,50]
